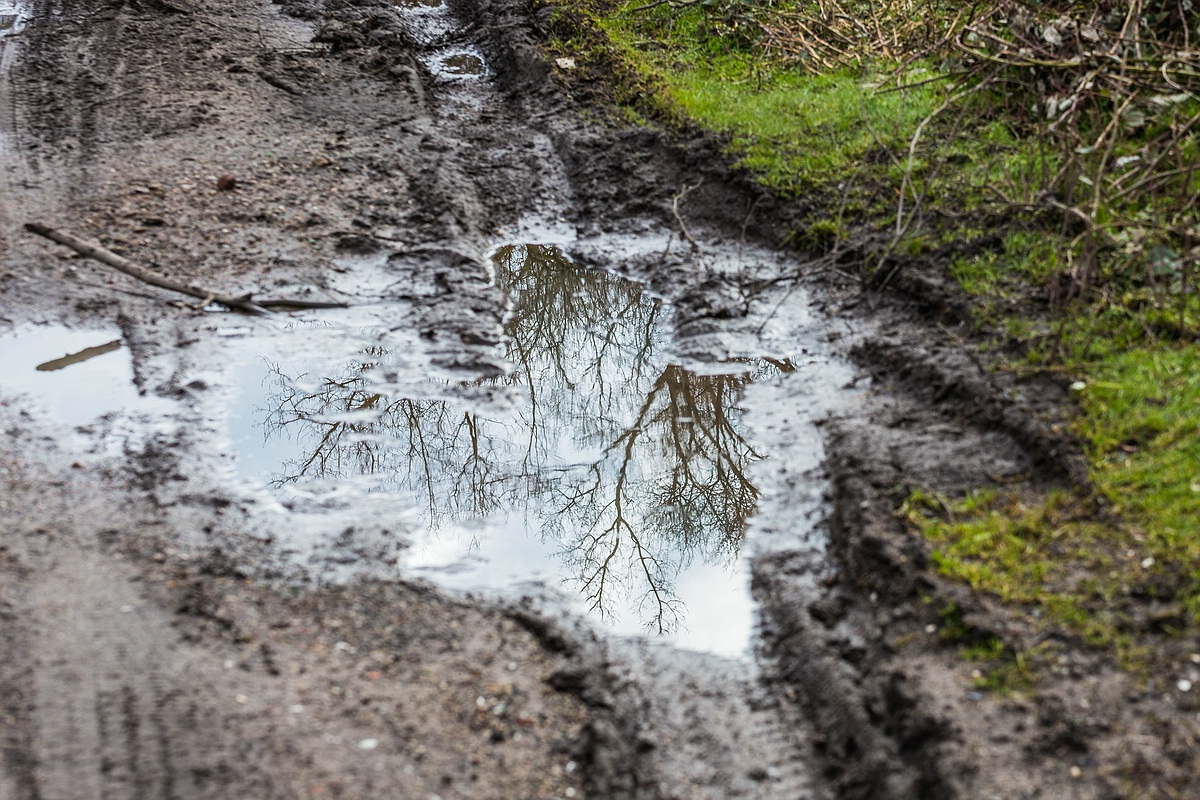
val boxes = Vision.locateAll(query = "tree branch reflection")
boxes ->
[254,245,789,634]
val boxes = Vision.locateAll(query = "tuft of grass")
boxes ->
[665,66,937,193]
[949,231,1061,298]
[931,601,1040,693]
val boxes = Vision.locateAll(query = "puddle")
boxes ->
[228,245,818,656]
[0,326,168,427]
[422,46,488,82]
[390,0,459,47]
[439,52,484,76]
[0,0,27,37]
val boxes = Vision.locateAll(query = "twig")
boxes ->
[627,0,705,13]
[25,223,326,316]
[672,180,703,252]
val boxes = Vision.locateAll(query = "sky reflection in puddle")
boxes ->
[0,325,164,427]
[230,246,795,655]
[0,1,28,37]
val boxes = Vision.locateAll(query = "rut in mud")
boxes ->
[4,0,1199,795]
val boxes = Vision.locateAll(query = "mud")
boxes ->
[1,0,1198,796]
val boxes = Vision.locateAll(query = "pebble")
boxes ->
[1069,766,1082,778]
[359,738,379,750]
[217,174,237,191]
[1178,679,1193,692]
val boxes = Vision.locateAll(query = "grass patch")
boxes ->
[904,490,1128,647]
[556,1,943,198]
[664,65,937,193]
[926,601,1040,693]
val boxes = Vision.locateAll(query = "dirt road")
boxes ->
[1,0,1197,797]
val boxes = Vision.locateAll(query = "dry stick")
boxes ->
[28,223,269,315]
[672,180,703,252]
[628,0,704,13]
[894,80,984,238]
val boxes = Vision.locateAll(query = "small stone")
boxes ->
[1070,766,1082,778]
[1141,557,1155,569]
[235,694,248,704]
[216,174,237,191]
[554,57,576,70]
[1070,381,1087,392]
[290,704,305,714]
[1178,679,1193,692]
[925,624,937,634]
[359,738,379,750]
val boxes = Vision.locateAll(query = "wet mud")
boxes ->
[1,0,1198,795]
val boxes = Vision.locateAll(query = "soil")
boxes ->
[1,0,1197,797]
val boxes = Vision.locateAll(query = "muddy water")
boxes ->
[0,325,171,427]
[227,246,802,654]
[0,0,27,37]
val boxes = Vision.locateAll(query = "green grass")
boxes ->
[904,490,1126,646]
[949,231,1061,297]
[665,66,937,193]
[1077,345,1200,613]
[581,3,942,196]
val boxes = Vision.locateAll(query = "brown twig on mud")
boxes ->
[25,223,346,315]
[672,180,703,252]
[628,0,706,13]
[936,321,999,387]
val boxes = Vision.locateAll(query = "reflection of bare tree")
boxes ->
[259,352,507,526]
[255,244,787,633]
[555,365,762,633]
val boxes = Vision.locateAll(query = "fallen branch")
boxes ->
[25,223,344,315]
